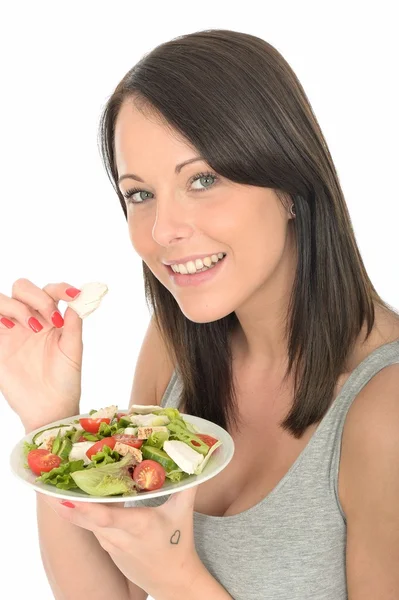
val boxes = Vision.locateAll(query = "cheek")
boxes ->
[127,214,152,257]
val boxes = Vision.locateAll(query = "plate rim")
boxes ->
[10,410,235,503]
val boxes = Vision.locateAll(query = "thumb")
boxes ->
[163,484,199,513]
[58,306,83,366]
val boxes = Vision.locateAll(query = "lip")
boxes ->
[162,252,226,266]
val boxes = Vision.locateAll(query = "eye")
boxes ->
[122,171,219,205]
[189,171,219,192]
[122,188,154,205]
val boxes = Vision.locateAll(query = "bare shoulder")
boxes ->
[338,362,399,596]
[128,315,175,410]
[339,361,399,509]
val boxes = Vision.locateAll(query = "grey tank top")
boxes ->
[126,338,399,599]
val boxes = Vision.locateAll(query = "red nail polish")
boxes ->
[28,317,43,333]
[51,311,64,328]
[60,501,75,508]
[65,287,81,299]
[1,317,15,329]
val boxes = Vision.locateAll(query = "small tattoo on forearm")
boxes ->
[170,529,181,544]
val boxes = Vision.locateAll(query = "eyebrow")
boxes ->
[117,157,205,185]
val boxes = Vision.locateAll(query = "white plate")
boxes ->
[10,411,235,503]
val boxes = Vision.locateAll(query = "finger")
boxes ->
[54,499,148,534]
[0,291,46,332]
[4,278,81,332]
[17,278,82,327]
[161,484,199,513]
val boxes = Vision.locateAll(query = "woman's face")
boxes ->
[114,99,296,324]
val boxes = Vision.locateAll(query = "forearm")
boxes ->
[36,494,138,600]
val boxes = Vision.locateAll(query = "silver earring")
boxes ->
[289,204,296,217]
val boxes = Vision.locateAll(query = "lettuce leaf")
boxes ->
[36,460,85,490]
[143,430,169,449]
[90,445,120,466]
[165,469,190,483]
[71,453,138,496]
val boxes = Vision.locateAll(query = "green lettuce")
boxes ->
[90,445,120,466]
[143,430,169,449]
[167,421,210,456]
[157,408,180,421]
[37,460,85,490]
[23,441,38,458]
[165,469,190,483]
[71,453,139,497]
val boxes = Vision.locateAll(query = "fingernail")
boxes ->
[60,501,75,508]
[51,310,64,328]
[65,287,81,299]
[0,317,15,329]
[28,317,43,333]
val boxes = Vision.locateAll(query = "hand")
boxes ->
[0,278,83,431]
[42,485,203,598]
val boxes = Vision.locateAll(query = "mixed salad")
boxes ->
[23,405,222,497]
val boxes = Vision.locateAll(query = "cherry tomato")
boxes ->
[86,437,116,459]
[79,417,111,434]
[27,449,62,476]
[113,434,143,449]
[132,459,166,491]
[195,433,219,448]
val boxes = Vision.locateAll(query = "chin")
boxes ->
[176,300,234,325]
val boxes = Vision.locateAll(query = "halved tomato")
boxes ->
[27,449,62,476]
[86,437,116,459]
[195,433,219,448]
[113,434,143,449]
[132,459,166,491]
[79,417,111,434]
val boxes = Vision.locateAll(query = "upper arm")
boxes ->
[339,363,399,599]
[128,315,175,410]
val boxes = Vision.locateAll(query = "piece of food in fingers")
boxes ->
[67,282,108,319]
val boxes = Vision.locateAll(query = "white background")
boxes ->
[0,1,398,598]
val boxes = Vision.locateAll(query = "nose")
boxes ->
[151,191,194,247]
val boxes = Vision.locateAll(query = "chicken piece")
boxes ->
[114,442,142,463]
[39,436,56,451]
[136,426,168,440]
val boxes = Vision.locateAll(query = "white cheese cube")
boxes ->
[69,442,96,465]
[90,405,118,420]
[163,441,204,474]
[67,282,108,319]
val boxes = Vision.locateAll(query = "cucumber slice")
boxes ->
[33,424,72,445]
[58,437,73,460]
[141,445,179,472]
[51,430,63,455]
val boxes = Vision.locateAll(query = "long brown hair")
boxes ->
[99,29,394,438]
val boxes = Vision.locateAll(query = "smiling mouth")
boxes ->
[168,253,227,275]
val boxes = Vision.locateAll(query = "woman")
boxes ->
[1,29,399,600]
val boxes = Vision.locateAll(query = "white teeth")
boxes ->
[195,258,204,269]
[171,253,226,274]
[186,261,196,274]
